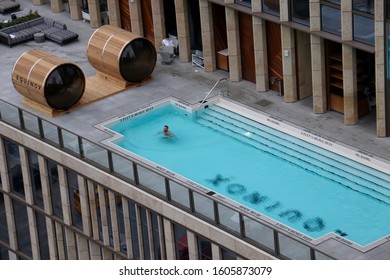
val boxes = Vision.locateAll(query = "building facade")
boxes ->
[0,0,389,260]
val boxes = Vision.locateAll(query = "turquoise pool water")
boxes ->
[108,103,390,246]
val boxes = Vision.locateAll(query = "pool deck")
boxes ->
[2,1,390,260]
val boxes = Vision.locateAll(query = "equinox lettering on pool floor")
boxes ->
[207,173,326,234]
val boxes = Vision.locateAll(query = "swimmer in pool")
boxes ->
[162,125,175,137]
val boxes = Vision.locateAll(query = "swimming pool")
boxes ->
[98,97,390,248]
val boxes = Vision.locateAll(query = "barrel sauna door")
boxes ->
[266,22,283,93]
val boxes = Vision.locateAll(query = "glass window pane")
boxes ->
[22,111,40,136]
[243,216,275,251]
[321,5,341,35]
[112,153,134,181]
[323,0,340,4]
[36,211,50,260]
[151,213,162,259]
[353,14,374,45]
[28,151,43,209]
[291,0,310,26]
[140,208,150,259]
[197,236,212,260]
[61,129,80,155]
[221,248,237,260]
[278,233,311,259]
[137,165,166,197]
[218,204,241,233]
[116,197,127,254]
[0,193,9,244]
[262,0,280,16]
[67,169,83,230]
[353,0,374,14]
[47,159,62,219]
[0,101,20,127]
[235,0,251,8]
[81,139,109,169]
[128,201,140,259]
[13,199,32,257]
[4,139,24,197]
[0,244,9,260]
[169,181,190,209]
[193,192,215,221]
[42,120,60,145]
[174,224,188,260]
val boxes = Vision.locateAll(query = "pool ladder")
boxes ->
[195,77,228,113]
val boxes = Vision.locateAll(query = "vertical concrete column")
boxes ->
[38,156,53,215]
[375,0,387,137]
[252,0,262,12]
[65,227,77,259]
[211,243,221,260]
[157,216,166,259]
[341,0,353,41]
[129,0,143,36]
[76,233,90,259]
[0,139,9,192]
[253,17,269,92]
[134,205,144,259]
[121,198,134,259]
[145,209,154,259]
[342,45,358,125]
[163,218,175,259]
[186,230,198,260]
[151,0,166,48]
[280,0,289,22]
[50,0,64,13]
[310,0,321,31]
[55,222,66,259]
[311,34,327,113]
[225,7,242,82]
[87,0,102,28]
[175,0,192,62]
[33,0,45,5]
[89,240,102,260]
[27,208,40,259]
[58,166,71,226]
[102,247,113,259]
[45,218,58,259]
[107,0,121,27]
[87,181,99,240]
[200,0,216,71]
[281,25,297,102]
[78,177,91,236]
[19,148,33,205]
[69,0,82,21]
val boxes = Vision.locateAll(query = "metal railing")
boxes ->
[195,77,228,113]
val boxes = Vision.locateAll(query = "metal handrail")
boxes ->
[195,77,228,113]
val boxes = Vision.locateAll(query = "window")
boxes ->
[151,212,163,259]
[353,0,374,15]
[353,14,374,45]
[47,159,62,219]
[321,4,341,35]
[235,0,251,8]
[290,0,310,26]
[67,169,82,230]
[116,196,127,254]
[4,139,24,197]
[140,208,151,259]
[27,151,43,209]
[197,236,212,260]
[174,224,188,260]
[13,199,32,257]
[221,248,237,260]
[128,201,140,259]
[262,0,280,16]
[35,211,50,259]
[0,193,9,245]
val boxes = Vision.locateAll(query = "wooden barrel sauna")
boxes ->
[87,25,157,83]
[12,50,85,110]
